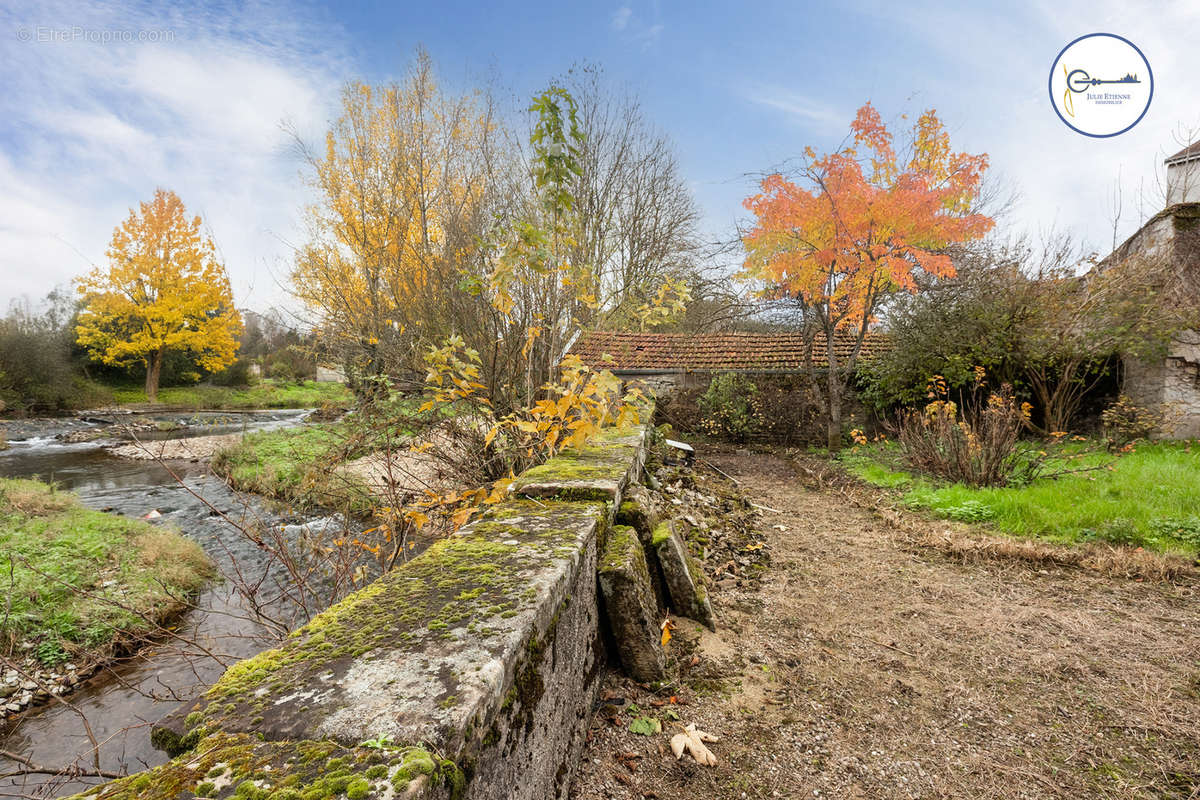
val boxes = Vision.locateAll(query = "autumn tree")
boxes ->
[741,103,993,449]
[290,49,501,398]
[75,189,241,402]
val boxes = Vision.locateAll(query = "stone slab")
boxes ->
[510,428,646,509]
[153,499,609,800]
[597,525,666,682]
[71,733,458,800]
[652,520,716,631]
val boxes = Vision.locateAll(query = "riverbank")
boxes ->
[1,478,215,718]
[0,379,352,421]
[105,379,352,411]
[106,432,248,461]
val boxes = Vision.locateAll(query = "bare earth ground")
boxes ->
[570,448,1200,800]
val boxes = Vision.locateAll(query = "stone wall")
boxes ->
[73,428,648,800]
[1106,204,1200,439]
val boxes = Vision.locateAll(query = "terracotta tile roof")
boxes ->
[570,330,888,372]
[1166,141,1200,165]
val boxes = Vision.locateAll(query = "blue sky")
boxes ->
[2,0,1198,310]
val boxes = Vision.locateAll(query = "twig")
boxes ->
[849,632,917,658]
[0,749,124,780]
[697,459,739,485]
[751,503,781,514]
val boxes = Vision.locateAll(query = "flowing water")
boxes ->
[0,410,339,798]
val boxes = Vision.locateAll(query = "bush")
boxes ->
[1100,395,1161,447]
[897,372,1040,488]
[661,373,830,445]
[209,358,256,387]
[697,372,762,442]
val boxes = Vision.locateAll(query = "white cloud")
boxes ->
[743,86,846,132]
[609,4,663,49]
[0,0,351,311]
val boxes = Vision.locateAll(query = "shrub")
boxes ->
[897,371,1040,488]
[697,372,762,442]
[942,500,996,523]
[209,358,256,387]
[1081,517,1145,548]
[1149,516,1200,549]
[1100,395,1161,447]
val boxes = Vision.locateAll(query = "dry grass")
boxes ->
[570,448,1200,800]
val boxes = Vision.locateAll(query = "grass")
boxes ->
[210,397,431,513]
[107,379,353,410]
[212,425,347,506]
[841,439,1200,555]
[0,478,216,667]
[211,423,386,514]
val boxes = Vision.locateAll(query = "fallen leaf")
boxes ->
[660,618,674,648]
[670,723,719,766]
[628,716,662,736]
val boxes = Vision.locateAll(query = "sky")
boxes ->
[2,0,1198,313]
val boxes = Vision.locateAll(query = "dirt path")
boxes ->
[570,449,1200,800]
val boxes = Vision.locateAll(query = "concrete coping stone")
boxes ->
[152,499,607,757]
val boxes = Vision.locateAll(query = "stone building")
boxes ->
[1103,143,1200,438]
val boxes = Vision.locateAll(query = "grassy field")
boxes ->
[108,379,353,410]
[0,478,215,667]
[840,439,1200,555]
[211,423,377,513]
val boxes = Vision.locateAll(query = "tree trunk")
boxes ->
[145,349,164,403]
[826,335,842,451]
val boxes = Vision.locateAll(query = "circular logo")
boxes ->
[1049,33,1152,137]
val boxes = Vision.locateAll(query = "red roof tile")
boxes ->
[570,330,887,372]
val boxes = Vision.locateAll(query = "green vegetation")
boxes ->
[107,378,352,410]
[0,478,215,666]
[71,732,465,800]
[211,423,369,512]
[842,440,1200,554]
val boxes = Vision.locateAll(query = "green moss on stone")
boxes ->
[600,525,640,572]
[167,500,603,740]
[650,522,672,547]
[66,734,466,800]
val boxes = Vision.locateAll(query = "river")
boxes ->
[0,410,340,799]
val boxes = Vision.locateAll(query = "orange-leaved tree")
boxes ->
[76,189,242,401]
[741,103,993,449]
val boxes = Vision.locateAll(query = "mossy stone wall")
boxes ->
[79,425,648,800]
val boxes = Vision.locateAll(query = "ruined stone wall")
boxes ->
[1163,332,1200,438]
[1110,205,1200,439]
[74,427,649,800]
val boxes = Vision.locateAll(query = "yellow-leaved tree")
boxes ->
[76,189,242,401]
[291,49,494,397]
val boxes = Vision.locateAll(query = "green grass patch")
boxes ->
[107,379,353,410]
[212,425,360,511]
[841,440,1200,554]
[0,478,216,666]
[210,398,446,513]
